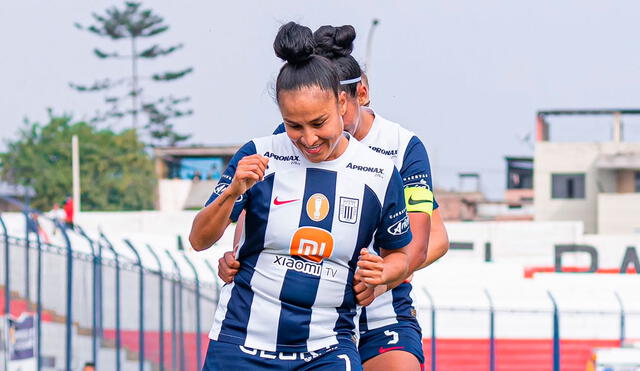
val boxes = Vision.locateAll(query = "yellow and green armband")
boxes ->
[404,187,434,215]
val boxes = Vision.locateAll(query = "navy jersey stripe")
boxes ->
[276,168,337,349]
[218,174,275,343]
[238,173,275,261]
[273,122,286,135]
[204,141,256,221]
[339,184,380,334]
[400,135,439,209]
[391,282,416,320]
[359,307,369,332]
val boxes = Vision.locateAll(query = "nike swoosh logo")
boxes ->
[408,196,433,205]
[274,197,299,206]
[379,346,405,354]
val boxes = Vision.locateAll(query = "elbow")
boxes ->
[417,240,429,267]
[189,233,207,252]
[189,224,215,252]
[434,238,449,260]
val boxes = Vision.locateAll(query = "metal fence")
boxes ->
[2,197,638,371]
[0,199,220,371]
[410,269,640,371]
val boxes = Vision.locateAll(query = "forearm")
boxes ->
[380,248,409,285]
[383,213,430,290]
[416,210,449,270]
[419,237,449,269]
[189,190,238,251]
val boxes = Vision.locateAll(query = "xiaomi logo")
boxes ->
[290,227,334,263]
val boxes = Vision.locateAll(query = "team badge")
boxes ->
[338,197,359,224]
[306,193,330,222]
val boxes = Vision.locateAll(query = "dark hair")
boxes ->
[274,22,340,102]
[313,25,362,96]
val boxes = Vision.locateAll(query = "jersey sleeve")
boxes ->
[273,123,286,135]
[399,135,438,213]
[204,141,256,222]
[373,167,413,250]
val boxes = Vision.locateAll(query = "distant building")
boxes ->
[153,146,239,211]
[437,164,534,222]
[534,109,640,234]
[0,181,36,211]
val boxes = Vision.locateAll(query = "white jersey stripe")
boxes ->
[209,281,234,340]
[244,252,286,351]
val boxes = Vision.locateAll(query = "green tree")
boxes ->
[71,1,193,147]
[0,111,156,211]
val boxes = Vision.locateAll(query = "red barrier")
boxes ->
[422,338,621,371]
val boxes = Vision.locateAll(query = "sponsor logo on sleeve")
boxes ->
[387,215,410,236]
[403,174,431,189]
[213,182,244,202]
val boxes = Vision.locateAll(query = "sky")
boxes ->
[2,0,640,199]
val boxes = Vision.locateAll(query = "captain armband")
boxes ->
[404,186,434,215]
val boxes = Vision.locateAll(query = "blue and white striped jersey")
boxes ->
[205,133,412,352]
[274,111,439,332]
[358,111,436,331]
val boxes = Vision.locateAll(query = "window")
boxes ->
[506,159,533,190]
[552,174,585,199]
[636,171,640,193]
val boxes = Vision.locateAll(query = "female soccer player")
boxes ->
[218,25,449,371]
[190,22,412,370]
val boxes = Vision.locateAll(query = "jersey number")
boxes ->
[384,330,399,345]
[337,354,351,371]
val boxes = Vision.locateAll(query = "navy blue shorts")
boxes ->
[203,339,362,371]
[358,322,425,364]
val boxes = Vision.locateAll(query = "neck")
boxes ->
[324,135,349,161]
[353,107,375,141]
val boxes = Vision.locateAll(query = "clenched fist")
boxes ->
[228,155,269,197]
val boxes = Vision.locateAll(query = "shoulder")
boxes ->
[272,122,286,135]
[379,114,418,150]
[249,132,290,153]
[345,139,398,192]
[368,112,416,157]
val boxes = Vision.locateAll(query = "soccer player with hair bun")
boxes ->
[219,23,450,371]
[191,22,412,370]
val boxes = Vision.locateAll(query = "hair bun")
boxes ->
[274,22,315,65]
[313,25,356,59]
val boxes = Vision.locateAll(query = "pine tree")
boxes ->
[71,1,193,146]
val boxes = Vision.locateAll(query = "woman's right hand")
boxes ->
[228,154,269,197]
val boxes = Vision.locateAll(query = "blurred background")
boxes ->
[1,1,639,370]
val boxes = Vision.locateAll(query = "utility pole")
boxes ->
[72,135,81,217]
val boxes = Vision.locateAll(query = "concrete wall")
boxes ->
[598,193,640,234]
[157,179,217,211]
[534,141,640,233]
[157,179,193,211]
